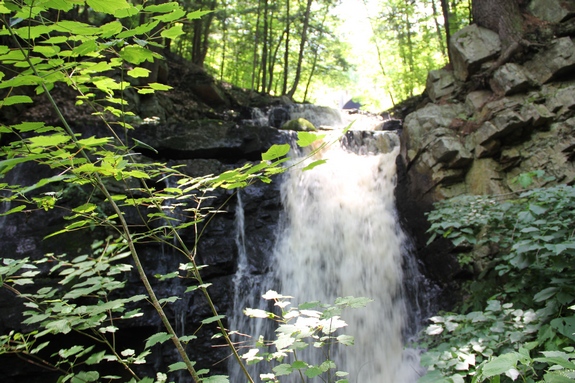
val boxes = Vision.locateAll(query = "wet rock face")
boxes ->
[0,114,290,381]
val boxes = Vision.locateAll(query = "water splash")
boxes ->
[229,105,432,382]
[228,191,277,381]
[274,138,423,382]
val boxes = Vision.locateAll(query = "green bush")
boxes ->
[0,1,350,382]
[420,184,575,383]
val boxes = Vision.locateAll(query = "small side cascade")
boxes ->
[228,191,277,380]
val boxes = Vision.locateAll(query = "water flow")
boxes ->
[274,138,423,382]
[229,191,277,380]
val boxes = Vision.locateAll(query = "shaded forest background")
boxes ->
[64,0,471,112]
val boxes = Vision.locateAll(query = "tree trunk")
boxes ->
[251,0,263,92]
[472,0,525,70]
[260,0,269,93]
[287,0,313,99]
[439,0,451,62]
[281,0,290,95]
[472,0,523,48]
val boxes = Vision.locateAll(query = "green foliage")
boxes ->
[420,184,575,383]
[242,291,371,383]
[0,1,332,382]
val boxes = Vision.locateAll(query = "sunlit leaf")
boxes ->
[262,144,290,161]
[86,0,130,14]
[145,332,173,349]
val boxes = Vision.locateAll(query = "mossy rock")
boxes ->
[280,118,317,131]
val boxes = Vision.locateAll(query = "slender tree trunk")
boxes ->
[362,0,396,107]
[281,0,290,95]
[190,0,217,66]
[287,0,312,99]
[268,29,286,94]
[432,0,448,61]
[220,11,228,81]
[303,46,319,103]
[403,0,415,97]
[251,0,263,92]
[260,0,269,93]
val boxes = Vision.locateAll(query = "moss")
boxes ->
[280,118,317,131]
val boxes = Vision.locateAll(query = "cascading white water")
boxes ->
[274,136,422,382]
[229,106,429,382]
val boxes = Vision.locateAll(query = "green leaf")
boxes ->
[0,205,27,216]
[158,296,180,304]
[305,366,324,378]
[534,287,558,302]
[161,24,184,39]
[85,350,106,365]
[297,131,325,147]
[154,9,186,23]
[145,332,173,349]
[481,353,520,377]
[148,82,172,91]
[127,67,151,78]
[119,45,155,64]
[543,372,575,383]
[187,10,213,20]
[550,317,575,342]
[86,0,130,14]
[179,335,197,343]
[337,334,354,346]
[71,371,99,383]
[1,95,33,106]
[168,361,189,372]
[291,361,307,369]
[72,203,97,214]
[28,134,71,148]
[202,376,229,383]
[72,40,98,56]
[244,308,274,319]
[59,345,85,358]
[201,315,225,325]
[273,364,293,376]
[144,2,180,12]
[262,144,291,161]
[114,6,140,18]
[302,159,327,171]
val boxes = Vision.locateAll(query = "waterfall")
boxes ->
[229,191,277,380]
[229,111,430,382]
[273,135,423,382]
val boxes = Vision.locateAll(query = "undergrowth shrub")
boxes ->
[0,1,357,382]
[420,183,575,383]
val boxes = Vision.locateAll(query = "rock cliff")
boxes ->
[397,1,575,299]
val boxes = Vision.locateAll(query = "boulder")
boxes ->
[268,106,290,128]
[465,158,508,195]
[450,24,501,81]
[280,117,317,131]
[529,0,575,23]
[426,69,458,101]
[525,37,575,84]
[546,84,575,116]
[429,136,472,168]
[466,90,493,111]
[376,118,402,131]
[520,103,555,129]
[489,63,535,96]
[131,120,286,159]
[402,103,467,163]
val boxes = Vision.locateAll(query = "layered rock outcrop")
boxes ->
[398,14,575,290]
